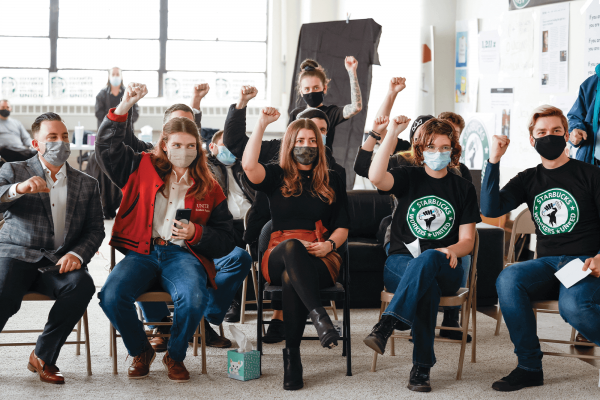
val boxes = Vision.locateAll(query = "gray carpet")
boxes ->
[1,221,598,399]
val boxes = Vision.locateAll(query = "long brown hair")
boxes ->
[279,119,335,204]
[412,119,462,168]
[149,116,215,201]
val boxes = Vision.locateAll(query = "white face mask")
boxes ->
[109,76,122,87]
[167,148,197,168]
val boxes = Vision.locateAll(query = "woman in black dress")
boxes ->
[242,107,350,391]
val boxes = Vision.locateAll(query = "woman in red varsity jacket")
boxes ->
[242,107,350,391]
[95,83,234,382]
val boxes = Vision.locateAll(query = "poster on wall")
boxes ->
[455,19,479,115]
[417,26,435,116]
[163,72,266,102]
[0,69,47,100]
[584,1,600,77]
[479,30,500,74]
[539,3,569,93]
[460,113,495,171]
[509,0,574,11]
[500,10,534,78]
[49,70,107,101]
[490,88,514,138]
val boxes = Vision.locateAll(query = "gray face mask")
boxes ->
[168,148,197,168]
[40,141,71,167]
[292,146,318,165]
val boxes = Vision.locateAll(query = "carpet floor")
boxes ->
[1,221,598,399]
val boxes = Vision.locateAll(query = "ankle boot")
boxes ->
[308,307,339,349]
[363,315,404,355]
[440,309,472,342]
[282,348,303,390]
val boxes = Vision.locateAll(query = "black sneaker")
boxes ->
[492,367,544,392]
[263,318,285,344]
[224,300,241,323]
[407,365,431,392]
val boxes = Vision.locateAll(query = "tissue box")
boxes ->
[227,350,260,381]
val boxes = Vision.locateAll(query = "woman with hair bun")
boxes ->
[243,107,350,391]
[290,57,363,149]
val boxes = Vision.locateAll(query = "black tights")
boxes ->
[268,239,334,348]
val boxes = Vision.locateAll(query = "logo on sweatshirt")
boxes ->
[407,196,455,240]
[533,188,579,235]
[460,118,490,171]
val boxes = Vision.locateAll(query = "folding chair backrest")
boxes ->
[506,208,536,264]
[258,220,273,255]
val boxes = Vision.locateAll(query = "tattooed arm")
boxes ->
[342,56,363,119]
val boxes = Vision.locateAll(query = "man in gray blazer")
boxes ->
[0,112,104,384]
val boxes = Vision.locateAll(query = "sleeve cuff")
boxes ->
[187,223,204,245]
[108,107,128,123]
[1,183,24,202]
[68,251,84,264]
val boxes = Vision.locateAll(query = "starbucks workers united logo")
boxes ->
[407,196,455,240]
[533,188,579,235]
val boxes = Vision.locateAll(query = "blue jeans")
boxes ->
[383,249,463,367]
[98,246,209,362]
[384,243,470,310]
[138,246,252,329]
[496,256,600,371]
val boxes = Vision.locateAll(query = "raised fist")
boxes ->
[122,83,148,106]
[193,83,210,100]
[419,209,439,230]
[489,135,510,164]
[16,176,49,195]
[388,115,411,138]
[389,77,406,93]
[372,116,389,140]
[259,107,280,126]
[240,86,258,102]
[344,56,358,72]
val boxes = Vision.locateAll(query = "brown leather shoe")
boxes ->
[27,351,65,384]
[127,346,156,379]
[205,323,232,348]
[575,332,592,349]
[149,330,169,353]
[162,352,190,382]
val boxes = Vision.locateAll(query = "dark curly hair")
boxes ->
[412,119,462,168]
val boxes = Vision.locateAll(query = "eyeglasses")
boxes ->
[424,145,452,153]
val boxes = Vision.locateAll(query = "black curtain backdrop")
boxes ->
[288,19,382,189]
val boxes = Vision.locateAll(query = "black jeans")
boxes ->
[0,257,95,365]
[268,239,334,348]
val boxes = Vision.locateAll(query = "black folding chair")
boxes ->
[256,221,352,376]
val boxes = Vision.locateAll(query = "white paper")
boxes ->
[490,88,514,138]
[404,238,421,259]
[229,325,253,353]
[500,11,534,78]
[555,259,592,289]
[585,2,600,78]
[479,30,500,75]
[539,3,569,93]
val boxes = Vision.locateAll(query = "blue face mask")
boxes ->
[423,151,451,171]
[321,134,327,145]
[216,145,236,165]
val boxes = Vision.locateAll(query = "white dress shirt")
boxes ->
[1,155,82,262]
[225,166,251,220]
[152,169,192,247]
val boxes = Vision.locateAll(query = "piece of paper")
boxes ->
[455,19,479,115]
[555,259,592,289]
[585,1,600,77]
[404,238,421,259]
[500,11,534,78]
[479,30,500,74]
[539,3,569,93]
[490,88,514,138]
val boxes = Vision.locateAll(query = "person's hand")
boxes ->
[344,56,358,73]
[583,255,600,278]
[388,115,411,138]
[240,86,258,102]
[489,135,510,164]
[389,77,406,94]
[115,83,147,115]
[56,253,81,274]
[570,128,587,146]
[16,176,50,194]
[172,220,196,241]
[436,247,458,269]
[372,116,390,135]
[193,83,210,100]
[258,107,280,126]
[307,241,333,257]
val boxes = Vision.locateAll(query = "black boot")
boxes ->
[363,315,408,355]
[492,367,544,392]
[224,300,241,323]
[282,348,303,390]
[408,365,431,392]
[263,318,285,344]
[439,309,472,342]
[308,307,339,349]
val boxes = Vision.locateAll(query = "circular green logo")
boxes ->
[460,118,490,171]
[533,188,579,235]
[512,0,531,9]
[406,196,456,240]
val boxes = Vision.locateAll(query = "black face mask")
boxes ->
[293,146,318,165]
[534,134,566,160]
[302,91,325,108]
[0,110,10,118]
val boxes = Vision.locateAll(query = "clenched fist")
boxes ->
[240,86,258,102]
[372,116,390,138]
[489,135,510,164]
[115,83,148,115]
[258,107,280,126]
[570,128,587,146]
[389,77,406,94]
[388,115,411,138]
[344,56,358,73]
[16,176,49,194]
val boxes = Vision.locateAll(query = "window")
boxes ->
[0,0,49,37]
[57,39,160,70]
[0,38,50,69]
[166,41,266,72]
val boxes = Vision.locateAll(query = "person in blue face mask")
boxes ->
[364,117,481,393]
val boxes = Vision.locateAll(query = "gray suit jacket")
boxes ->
[0,156,105,265]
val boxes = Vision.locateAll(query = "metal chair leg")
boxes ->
[472,282,477,363]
